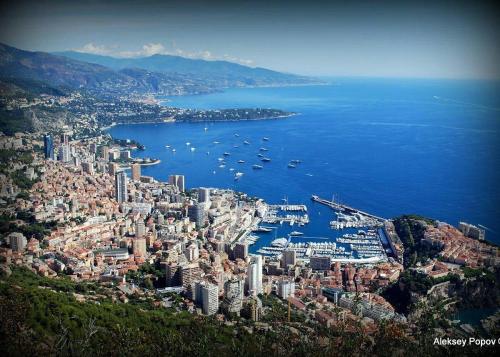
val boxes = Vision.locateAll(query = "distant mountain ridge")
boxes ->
[53,51,311,84]
[0,43,319,97]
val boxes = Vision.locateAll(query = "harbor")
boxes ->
[251,196,390,264]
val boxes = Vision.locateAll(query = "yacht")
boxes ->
[253,226,272,232]
[263,137,269,141]
[289,231,304,236]
[190,147,196,152]
[165,145,171,148]
[288,163,296,168]
[234,133,240,137]
[172,149,176,152]
[237,160,245,163]
[290,159,302,164]
[213,141,220,144]
[223,152,231,156]
[243,140,250,145]
[271,238,288,247]
[186,142,191,146]
[204,127,208,131]
[261,157,271,162]
[259,147,268,151]
[252,164,263,169]
[257,153,264,158]
[219,164,226,168]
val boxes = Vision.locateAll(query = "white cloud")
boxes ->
[74,42,254,66]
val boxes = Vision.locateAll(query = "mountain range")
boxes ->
[0,43,318,97]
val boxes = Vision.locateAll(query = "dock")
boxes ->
[311,195,386,222]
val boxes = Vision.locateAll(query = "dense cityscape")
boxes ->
[1,1,499,355]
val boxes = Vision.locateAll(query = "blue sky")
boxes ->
[0,0,499,79]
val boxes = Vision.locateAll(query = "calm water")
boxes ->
[109,79,500,247]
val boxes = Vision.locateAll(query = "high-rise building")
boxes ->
[198,187,210,203]
[188,203,204,229]
[132,238,147,257]
[184,243,199,261]
[135,220,146,238]
[233,242,248,260]
[131,163,141,181]
[82,162,94,175]
[277,279,295,299]
[108,162,118,176]
[168,175,185,192]
[458,222,485,240]
[201,282,219,315]
[61,133,69,145]
[120,150,131,160]
[115,171,128,203]
[310,256,332,271]
[181,263,203,288]
[102,146,109,162]
[58,144,71,162]
[8,232,27,252]
[43,134,53,159]
[165,263,181,287]
[247,255,263,296]
[281,249,296,269]
[222,278,244,315]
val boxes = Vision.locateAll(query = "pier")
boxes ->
[311,195,386,222]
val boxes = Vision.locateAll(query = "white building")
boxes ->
[201,282,219,315]
[277,279,295,299]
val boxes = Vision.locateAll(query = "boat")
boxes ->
[243,140,250,145]
[253,226,272,232]
[218,157,225,161]
[263,137,269,141]
[257,153,264,158]
[259,147,268,151]
[290,159,302,164]
[289,231,304,236]
[234,133,240,137]
[213,141,220,144]
[288,163,296,168]
[252,164,263,169]
[223,152,231,156]
[186,142,191,146]
[190,147,196,152]
[206,151,210,155]
[172,149,176,152]
[271,238,288,247]
[219,164,226,168]
[204,127,208,131]
[165,145,171,148]
[235,172,244,177]
[229,168,235,172]
[237,160,245,163]
[233,145,239,148]
[261,157,271,162]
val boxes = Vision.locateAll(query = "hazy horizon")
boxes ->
[1,0,499,80]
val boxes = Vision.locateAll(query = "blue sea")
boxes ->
[109,78,500,247]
